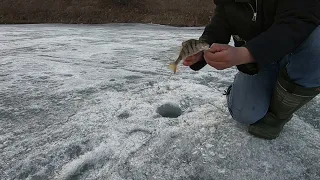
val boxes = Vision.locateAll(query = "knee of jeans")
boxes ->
[227,100,267,124]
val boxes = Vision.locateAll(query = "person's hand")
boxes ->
[183,51,203,66]
[203,44,255,70]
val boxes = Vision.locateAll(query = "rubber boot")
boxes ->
[248,68,320,140]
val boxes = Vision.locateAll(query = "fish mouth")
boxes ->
[202,45,210,49]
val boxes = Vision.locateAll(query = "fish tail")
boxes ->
[168,62,178,74]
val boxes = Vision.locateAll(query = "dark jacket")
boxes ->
[191,0,320,74]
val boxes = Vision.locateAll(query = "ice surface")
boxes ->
[0,24,319,180]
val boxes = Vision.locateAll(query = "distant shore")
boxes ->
[0,0,215,27]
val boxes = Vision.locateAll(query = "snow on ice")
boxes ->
[0,24,319,180]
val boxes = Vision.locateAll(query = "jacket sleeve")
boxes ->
[199,4,232,45]
[244,0,320,67]
[190,3,232,71]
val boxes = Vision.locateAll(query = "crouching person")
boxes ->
[183,0,320,139]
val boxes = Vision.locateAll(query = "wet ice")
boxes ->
[157,102,182,118]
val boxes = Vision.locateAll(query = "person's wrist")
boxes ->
[236,47,255,65]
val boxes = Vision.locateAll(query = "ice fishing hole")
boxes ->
[157,103,182,118]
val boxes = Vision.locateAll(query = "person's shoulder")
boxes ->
[214,0,250,5]
[214,0,232,5]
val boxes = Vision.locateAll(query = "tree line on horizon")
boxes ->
[0,0,215,26]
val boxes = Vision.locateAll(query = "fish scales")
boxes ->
[168,39,209,74]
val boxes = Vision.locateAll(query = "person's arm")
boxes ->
[243,0,320,68]
[199,4,232,45]
[190,3,232,71]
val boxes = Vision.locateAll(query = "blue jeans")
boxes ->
[227,26,320,124]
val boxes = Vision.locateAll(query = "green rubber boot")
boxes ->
[248,68,320,140]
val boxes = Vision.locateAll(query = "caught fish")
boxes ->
[168,39,209,74]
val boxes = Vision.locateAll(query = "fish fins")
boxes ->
[168,63,177,74]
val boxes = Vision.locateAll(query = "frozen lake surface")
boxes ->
[0,24,320,180]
